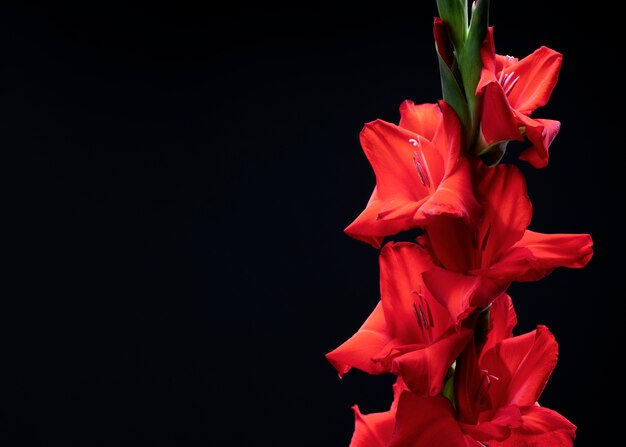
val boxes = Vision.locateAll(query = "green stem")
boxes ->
[459,0,490,150]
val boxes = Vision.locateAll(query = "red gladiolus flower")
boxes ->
[477,28,563,168]
[344,100,480,248]
[450,298,577,446]
[353,295,575,446]
[325,242,473,396]
[422,161,593,322]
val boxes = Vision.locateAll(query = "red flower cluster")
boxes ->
[326,8,593,446]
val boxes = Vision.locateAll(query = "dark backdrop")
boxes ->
[1,2,621,445]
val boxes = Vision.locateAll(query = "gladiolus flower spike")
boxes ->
[326,2,593,446]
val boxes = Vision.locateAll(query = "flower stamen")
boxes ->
[476,369,499,404]
[424,299,434,327]
[412,302,423,329]
[411,288,434,332]
[409,138,433,191]
[500,70,520,95]
[412,151,431,189]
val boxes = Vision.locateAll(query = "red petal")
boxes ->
[349,380,404,447]
[399,100,441,140]
[349,404,395,447]
[516,114,561,168]
[482,326,559,408]
[422,266,511,325]
[488,405,576,447]
[504,46,563,115]
[360,119,437,200]
[421,156,481,224]
[478,82,523,147]
[510,230,594,282]
[390,326,473,396]
[389,393,478,447]
[424,215,475,272]
[474,247,534,281]
[343,191,387,248]
[379,242,450,342]
[481,293,517,356]
[475,162,532,267]
[325,301,390,377]
[377,197,426,221]
[477,27,498,93]
[432,100,463,170]
[461,405,522,442]
[421,267,480,323]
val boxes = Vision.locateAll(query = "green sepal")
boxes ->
[442,360,457,410]
[436,46,470,133]
[478,140,509,167]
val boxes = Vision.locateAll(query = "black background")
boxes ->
[1,1,622,445]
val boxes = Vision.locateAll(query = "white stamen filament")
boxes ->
[500,70,520,96]
[504,75,519,95]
